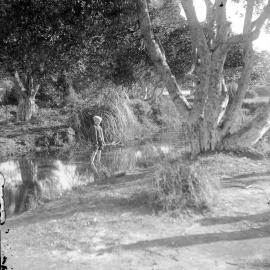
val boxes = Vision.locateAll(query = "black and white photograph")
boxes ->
[0,0,270,269]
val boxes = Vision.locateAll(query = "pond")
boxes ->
[0,131,189,218]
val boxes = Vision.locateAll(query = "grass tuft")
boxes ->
[152,157,218,213]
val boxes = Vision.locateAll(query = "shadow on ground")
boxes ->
[198,211,270,226]
[97,224,270,254]
[221,171,270,189]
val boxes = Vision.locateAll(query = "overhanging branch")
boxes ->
[181,0,210,63]
[222,100,270,148]
[137,0,191,119]
[14,71,26,92]
[225,0,270,48]
[225,28,260,47]
[251,1,270,29]
[220,0,255,135]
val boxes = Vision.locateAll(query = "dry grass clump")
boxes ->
[152,157,218,213]
[71,90,144,143]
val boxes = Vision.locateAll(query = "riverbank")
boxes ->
[0,106,76,161]
[2,153,270,270]
[1,93,182,161]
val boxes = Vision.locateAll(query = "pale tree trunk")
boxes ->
[181,0,227,154]
[14,71,39,121]
[137,0,270,157]
[223,101,270,148]
[217,0,270,154]
[183,0,270,156]
[219,0,255,136]
[137,0,191,121]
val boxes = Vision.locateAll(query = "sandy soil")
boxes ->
[2,154,270,270]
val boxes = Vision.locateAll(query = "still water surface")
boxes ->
[0,131,188,217]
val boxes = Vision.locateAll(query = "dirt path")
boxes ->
[2,155,270,270]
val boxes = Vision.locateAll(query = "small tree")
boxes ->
[0,0,95,121]
[137,0,270,156]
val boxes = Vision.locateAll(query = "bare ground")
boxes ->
[2,154,270,270]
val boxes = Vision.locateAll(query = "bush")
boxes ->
[152,157,218,213]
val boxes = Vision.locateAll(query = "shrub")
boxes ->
[152,157,218,213]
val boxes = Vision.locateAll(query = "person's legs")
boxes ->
[90,161,99,180]
[91,150,98,164]
[96,150,102,164]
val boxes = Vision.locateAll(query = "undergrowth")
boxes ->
[150,97,183,129]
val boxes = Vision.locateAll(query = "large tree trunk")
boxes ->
[138,0,270,157]
[14,71,39,122]
[17,95,36,121]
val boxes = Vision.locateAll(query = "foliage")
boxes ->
[162,26,244,77]
[0,0,143,88]
[0,0,248,96]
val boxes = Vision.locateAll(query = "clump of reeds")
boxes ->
[152,157,218,213]
[71,90,144,143]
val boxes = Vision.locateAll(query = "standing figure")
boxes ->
[91,115,105,165]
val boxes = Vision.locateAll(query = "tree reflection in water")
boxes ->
[15,159,41,214]
[0,159,40,216]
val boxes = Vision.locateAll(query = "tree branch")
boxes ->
[181,0,211,119]
[14,71,26,92]
[203,0,214,24]
[222,100,270,149]
[205,0,217,49]
[33,84,40,97]
[251,1,270,29]
[137,0,192,119]
[225,28,261,46]
[217,77,229,126]
[220,0,255,136]
[181,0,210,65]
[215,0,230,45]
[225,0,270,48]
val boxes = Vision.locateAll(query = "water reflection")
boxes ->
[0,134,185,217]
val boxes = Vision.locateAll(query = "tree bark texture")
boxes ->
[14,71,39,121]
